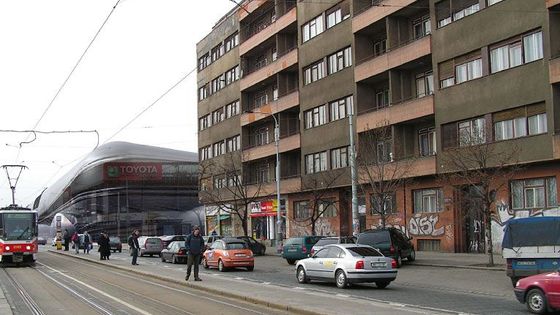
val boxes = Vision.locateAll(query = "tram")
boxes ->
[0,205,38,264]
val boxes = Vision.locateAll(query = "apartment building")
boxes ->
[197,0,559,253]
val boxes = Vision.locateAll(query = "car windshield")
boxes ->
[109,237,120,242]
[347,247,383,257]
[315,238,338,246]
[147,238,160,244]
[359,231,390,245]
[2,213,37,241]
[225,242,247,250]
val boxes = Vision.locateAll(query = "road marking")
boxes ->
[35,268,113,315]
[38,262,152,315]
[235,277,244,280]
[335,294,349,298]
[263,282,271,285]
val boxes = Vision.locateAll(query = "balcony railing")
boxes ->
[244,46,297,76]
[241,2,296,43]
[353,0,419,33]
[356,33,430,66]
[243,128,300,150]
[550,55,560,84]
[357,95,435,132]
[244,88,299,113]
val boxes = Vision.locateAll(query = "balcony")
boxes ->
[547,0,560,8]
[550,56,560,84]
[355,35,431,82]
[243,133,300,162]
[241,91,299,126]
[240,49,298,90]
[357,155,437,183]
[353,0,418,33]
[240,7,297,56]
[246,176,301,197]
[357,95,434,132]
[239,0,268,21]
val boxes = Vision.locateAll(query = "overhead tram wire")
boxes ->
[15,0,123,162]
[103,66,197,144]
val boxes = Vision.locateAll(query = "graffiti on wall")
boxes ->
[408,214,445,237]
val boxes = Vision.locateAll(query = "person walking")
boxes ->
[83,231,91,254]
[128,230,140,265]
[71,231,80,254]
[63,229,70,251]
[184,226,204,282]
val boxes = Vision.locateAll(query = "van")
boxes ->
[356,228,415,267]
[138,236,163,257]
[281,236,324,264]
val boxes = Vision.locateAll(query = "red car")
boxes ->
[514,271,560,314]
[202,238,254,272]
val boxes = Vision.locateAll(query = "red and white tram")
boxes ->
[0,206,38,264]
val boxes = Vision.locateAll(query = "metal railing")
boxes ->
[242,128,300,150]
[243,87,299,112]
[357,93,434,116]
[243,46,298,76]
[355,33,431,65]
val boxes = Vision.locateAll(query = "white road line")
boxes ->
[335,294,349,298]
[35,268,113,315]
[38,262,152,315]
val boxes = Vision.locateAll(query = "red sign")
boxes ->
[250,200,282,217]
[104,163,162,181]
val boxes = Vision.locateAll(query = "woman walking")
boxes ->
[98,232,111,260]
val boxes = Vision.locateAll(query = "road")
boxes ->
[0,251,288,315]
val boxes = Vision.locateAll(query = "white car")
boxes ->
[295,244,397,289]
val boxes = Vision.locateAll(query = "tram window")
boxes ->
[0,215,3,237]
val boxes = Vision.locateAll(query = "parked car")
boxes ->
[235,236,266,256]
[202,237,254,271]
[203,235,223,250]
[311,236,355,255]
[296,244,397,289]
[109,236,122,253]
[160,235,186,249]
[37,237,47,245]
[356,228,415,267]
[282,236,324,265]
[160,241,188,264]
[138,236,163,257]
[514,271,560,314]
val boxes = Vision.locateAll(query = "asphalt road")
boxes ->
[0,252,287,315]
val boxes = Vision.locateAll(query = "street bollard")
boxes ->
[56,239,62,250]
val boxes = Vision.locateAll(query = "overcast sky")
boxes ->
[0,0,236,207]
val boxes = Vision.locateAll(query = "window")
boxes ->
[255,127,270,146]
[326,8,342,29]
[376,139,392,163]
[458,117,486,146]
[416,72,434,97]
[438,17,452,28]
[302,15,324,42]
[212,108,224,124]
[413,188,443,213]
[370,193,396,215]
[327,47,352,75]
[224,32,239,53]
[294,201,310,219]
[304,105,327,129]
[211,43,224,62]
[257,164,270,183]
[226,135,240,152]
[199,114,212,131]
[528,113,547,135]
[488,0,503,5]
[213,176,226,189]
[375,89,389,109]
[373,39,387,57]
[319,200,337,217]
[330,96,351,121]
[304,59,326,85]
[200,146,212,161]
[254,55,268,70]
[305,151,327,174]
[453,3,479,21]
[254,90,268,107]
[418,127,436,156]
[225,100,240,119]
[440,77,455,88]
[413,16,431,39]
[213,141,225,157]
[225,65,240,85]
[331,146,349,169]
[511,177,557,209]
[198,53,210,71]
[494,118,527,141]
[490,31,543,73]
[198,84,209,101]
[455,58,482,84]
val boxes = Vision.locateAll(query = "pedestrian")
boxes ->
[128,230,140,265]
[63,229,70,251]
[71,231,80,254]
[184,225,204,282]
[98,232,110,260]
[83,231,91,254]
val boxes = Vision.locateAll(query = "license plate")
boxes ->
[517,261,536,266]
[371,262,386,268]
[235,253,245,257]
[13,253,23,263]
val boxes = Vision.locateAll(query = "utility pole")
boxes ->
[348,104,359,236]
[2,165,28,207]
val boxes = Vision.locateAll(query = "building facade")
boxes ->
[197,0,560,252]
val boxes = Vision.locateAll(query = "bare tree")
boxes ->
[356,121,416,228]
[292,170,346,236]
[199,151,267,236]
[439,126,520,266]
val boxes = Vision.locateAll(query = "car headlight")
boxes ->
[223,251,229,257]
[515,281,520,287]
[26,245,31,250]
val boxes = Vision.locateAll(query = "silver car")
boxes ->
[295,244,397,289]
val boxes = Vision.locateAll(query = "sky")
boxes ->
[0,0,237,207]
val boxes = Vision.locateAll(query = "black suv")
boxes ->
[356,228,415,267]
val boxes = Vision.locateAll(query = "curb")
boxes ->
[47,250,322,315]
[411,262,506,272]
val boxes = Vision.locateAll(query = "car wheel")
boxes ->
[246,266,254,271]
[218,259,226,272]
[172,255,177,264]
[161,256,165,262]
[119,249,122,253]
[407,249,416,262]
[286,259,296,265]
[396,254,403,268]
[335,269,348,289]
[297,266,309,284]
[376,281,390,289]
[150,254,153,257]
[526,288,547,314]
[203,257,209,269]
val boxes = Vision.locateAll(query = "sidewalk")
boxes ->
[266,246,506,271]
[47,249,451,315]
[0,285,13,315]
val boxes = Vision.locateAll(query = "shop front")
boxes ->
[250,199,285,241]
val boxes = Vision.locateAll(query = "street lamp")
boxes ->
[246,110,282,251]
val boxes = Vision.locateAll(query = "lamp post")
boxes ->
[246,110,282,250]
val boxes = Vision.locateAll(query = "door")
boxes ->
[207,241,220,266]
[548,274,560,308]
[460,186,485,253]
[322,247,343,280]
[306,248,328,278]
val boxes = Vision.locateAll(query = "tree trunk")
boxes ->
[485,205,494,266]
[311,219,317,236]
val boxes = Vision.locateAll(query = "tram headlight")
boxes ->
[5,246,10,251]
[26,245,31,251]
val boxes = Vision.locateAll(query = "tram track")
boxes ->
[1,267,46,315]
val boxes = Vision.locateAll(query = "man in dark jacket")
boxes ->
[63,229,70,251]
[128,230,140,265]
[184,226,205,281]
